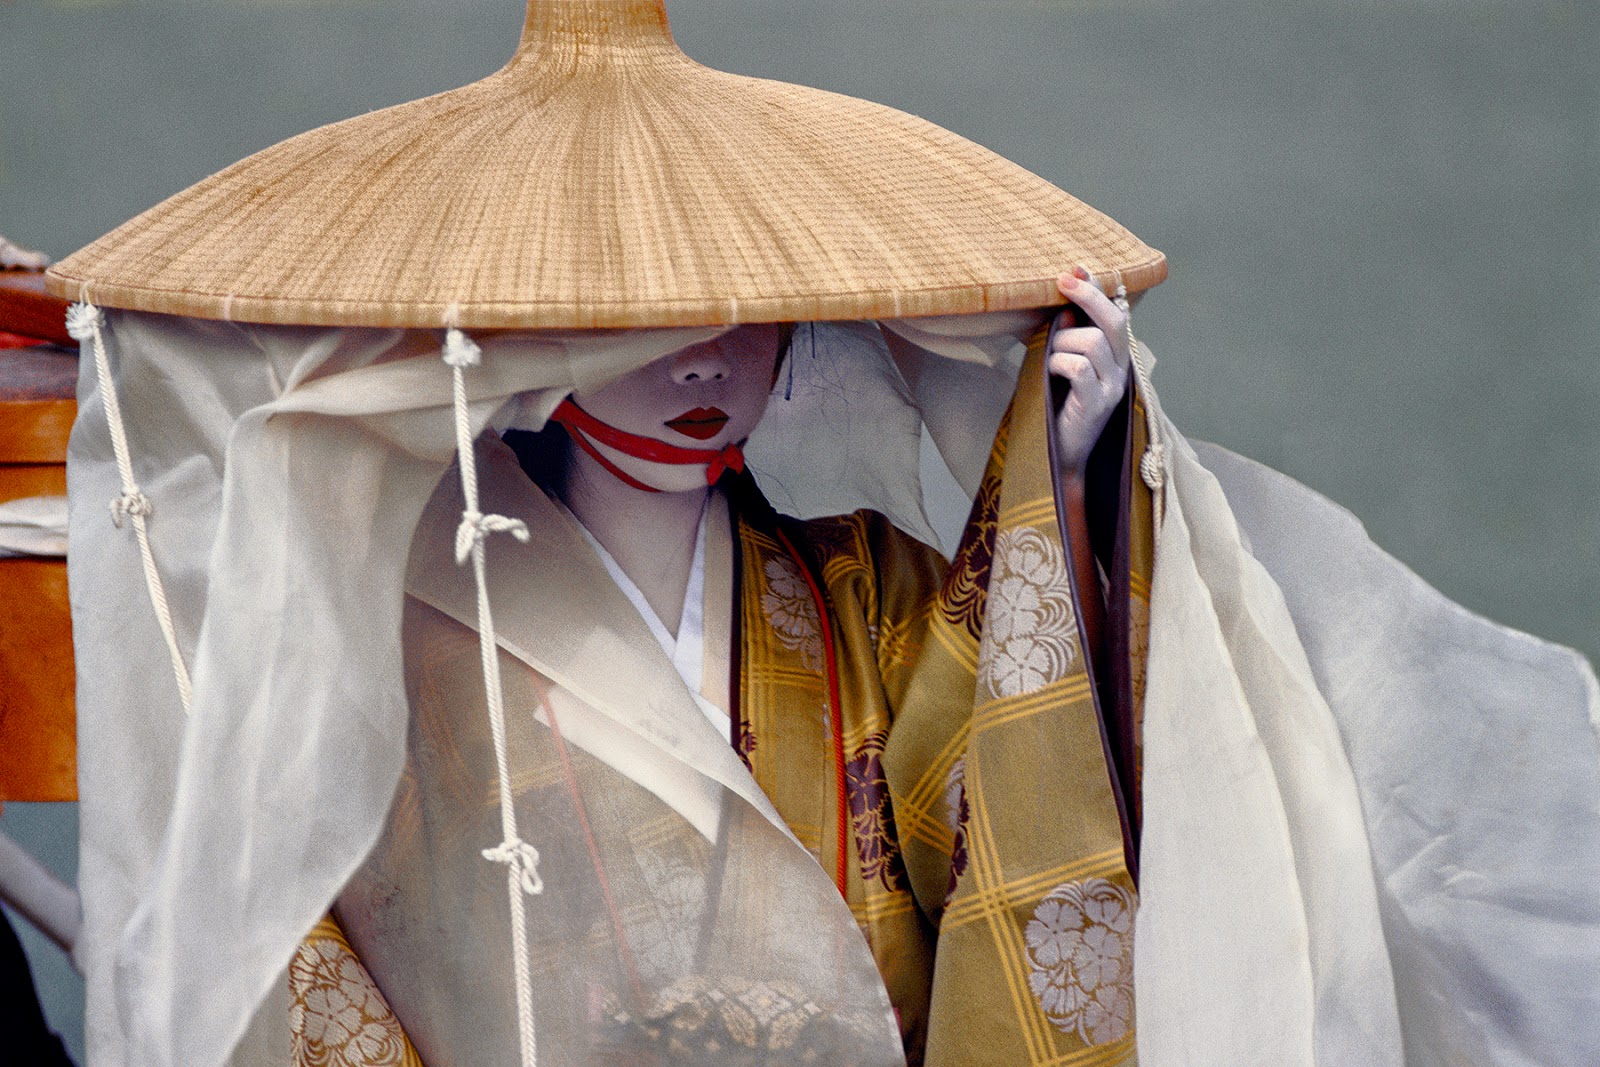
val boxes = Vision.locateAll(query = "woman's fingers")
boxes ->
[1056,269,1131,373]
[1048,349,1099,389]
[1050,326,1115,382]
[1047,268,1133,472]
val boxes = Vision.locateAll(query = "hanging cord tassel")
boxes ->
[440,326,541,1067]
[1112,284,1167,540]
[69,301,193,714]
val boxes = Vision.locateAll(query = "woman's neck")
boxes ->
[558,449,708,637]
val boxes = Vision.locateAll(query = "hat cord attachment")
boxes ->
[441,326,542,1067]
[68,300,194,714]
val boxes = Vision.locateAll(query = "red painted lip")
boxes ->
[665,407,729,440]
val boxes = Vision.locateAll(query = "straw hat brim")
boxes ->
[48,8,1164,329]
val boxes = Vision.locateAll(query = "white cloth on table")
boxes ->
[0,494,67,557]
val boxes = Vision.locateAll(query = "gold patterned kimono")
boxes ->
[289,338,1155,1067]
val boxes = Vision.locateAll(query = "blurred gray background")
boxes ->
[2,0,1596,1059]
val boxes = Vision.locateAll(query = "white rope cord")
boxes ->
[1113,285,1167,540]
[441,327,541,1067]
[67,301,194,714]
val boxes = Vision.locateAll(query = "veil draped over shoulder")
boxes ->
[68,307,1600,1067]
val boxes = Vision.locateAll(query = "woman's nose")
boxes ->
[669,338,733,383]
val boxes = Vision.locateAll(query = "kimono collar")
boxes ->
[405,434,795,846]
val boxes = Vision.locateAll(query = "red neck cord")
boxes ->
[550,397,745,493]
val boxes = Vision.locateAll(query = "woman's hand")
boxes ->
[1048,266,1131,475]
[1047,267,1128,690]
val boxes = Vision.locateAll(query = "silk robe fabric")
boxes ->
[291,338,1148,1066]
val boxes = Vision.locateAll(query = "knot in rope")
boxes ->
[454,509,531,564]
[65,302,105,342]
[109,490,153,528]
[483,837,545,895]
[442,327,482,369]
[1140,443,1166,494]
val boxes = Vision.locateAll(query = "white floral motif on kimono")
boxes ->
[760,555,823,669]
[978,526,1079,698]
[289,937,411,1066]
[1023,878,1136,1046]
[631,839,705,979]
[942,756,967,834]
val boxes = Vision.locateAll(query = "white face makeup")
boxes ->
[571,324,783,493]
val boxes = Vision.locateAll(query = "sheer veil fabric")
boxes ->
[1130,386,1600,1065]
[68,311,1599,1066]
[1179,442,1600,1066]
[66,311,1032,1067]
[336,442,908,1065]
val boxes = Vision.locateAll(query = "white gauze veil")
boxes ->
[67,309,1035,1067]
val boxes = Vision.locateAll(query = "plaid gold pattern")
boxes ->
[742,333,1143,1066]
[737,506,947,1061]
[908,338,1135,1067]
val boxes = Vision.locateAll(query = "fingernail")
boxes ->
[1058,272,1078,290]
[1073,265,1092,282]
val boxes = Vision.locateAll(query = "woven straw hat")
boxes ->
[48,0,1165,329]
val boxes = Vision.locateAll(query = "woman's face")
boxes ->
[571,324,782,493]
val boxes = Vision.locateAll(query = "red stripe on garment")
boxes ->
[775,527,850,900]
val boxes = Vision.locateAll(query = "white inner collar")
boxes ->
[561,496,730,743]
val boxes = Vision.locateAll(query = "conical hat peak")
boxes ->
[49,0,1165,328]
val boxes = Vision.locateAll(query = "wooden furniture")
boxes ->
[0,273,77,803]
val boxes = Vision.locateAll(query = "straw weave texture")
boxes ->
[48,0,1166,329]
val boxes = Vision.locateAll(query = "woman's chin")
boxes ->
[617,460,713,495]
[571,437,719,495]
[647,471,715,494]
